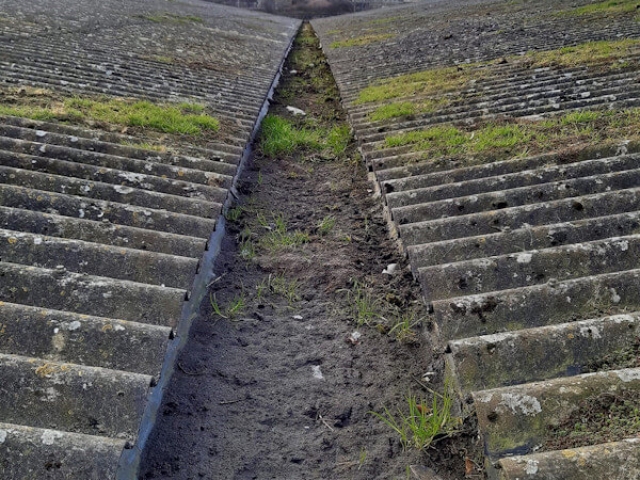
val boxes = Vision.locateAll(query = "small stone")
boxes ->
[382,263,398,275]
[286,106,306,116]
[311,365,324,380]
[36,130,47,137]
[293,315,303,321]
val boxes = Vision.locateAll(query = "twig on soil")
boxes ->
[318,413,335,431]
[177,362,208,376]
[412,375,430,391]
[206,272,228,288]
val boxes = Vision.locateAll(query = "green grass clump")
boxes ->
[356,64,475,105]
[66,98,218,134]
[317,215,336,236]
[357,39,640,105]
[260,115,324,156]
[0,97,218,135]
[524,38,640,68]
[344,282,380,326]
[264,274,300,305]
[369,102,417,121]
[558,0,640,16]
[382,108,640,163]
[385,125,467,154]
[259,114,351,158]
[370,382,460,450]
[257,212,309,252]
[330,33,395,49]
[209,292,246,320]
[326,124,351,156]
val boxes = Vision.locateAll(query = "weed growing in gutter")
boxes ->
[259,114,350,159]
[370,380,461,450]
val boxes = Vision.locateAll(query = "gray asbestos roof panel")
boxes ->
[0,0,300,477]
[314,1,640,477]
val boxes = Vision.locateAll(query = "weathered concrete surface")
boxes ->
[0,0,300,477]
[498,438,640,480]
[474,369,640,461]
[0,422,126,480]
[313,0,640,476]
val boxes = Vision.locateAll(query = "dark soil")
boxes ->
[139,22,483,480]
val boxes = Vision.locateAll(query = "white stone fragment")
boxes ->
[579,325,601,339]
[515,253,533,264]
[382,263,398,275]
[286,106,306,116]
[0,430,6,444]
[311,365,324,380]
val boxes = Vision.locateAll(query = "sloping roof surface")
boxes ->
[0,0,298,477]
[314,0,640,477]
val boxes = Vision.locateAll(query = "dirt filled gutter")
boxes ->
[136,22,483,480]
[115,22,302,480]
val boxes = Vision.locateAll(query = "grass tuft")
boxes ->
[382,108,640,165]
[210,292,246,320]
[558,0,640,16]
[357,39,640,106]
[259,114,350,159]
[317,216,336,236]
[370,381,460,450]
[330,33,395,49]
[257,212,309,252]
[0,96,219,135]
